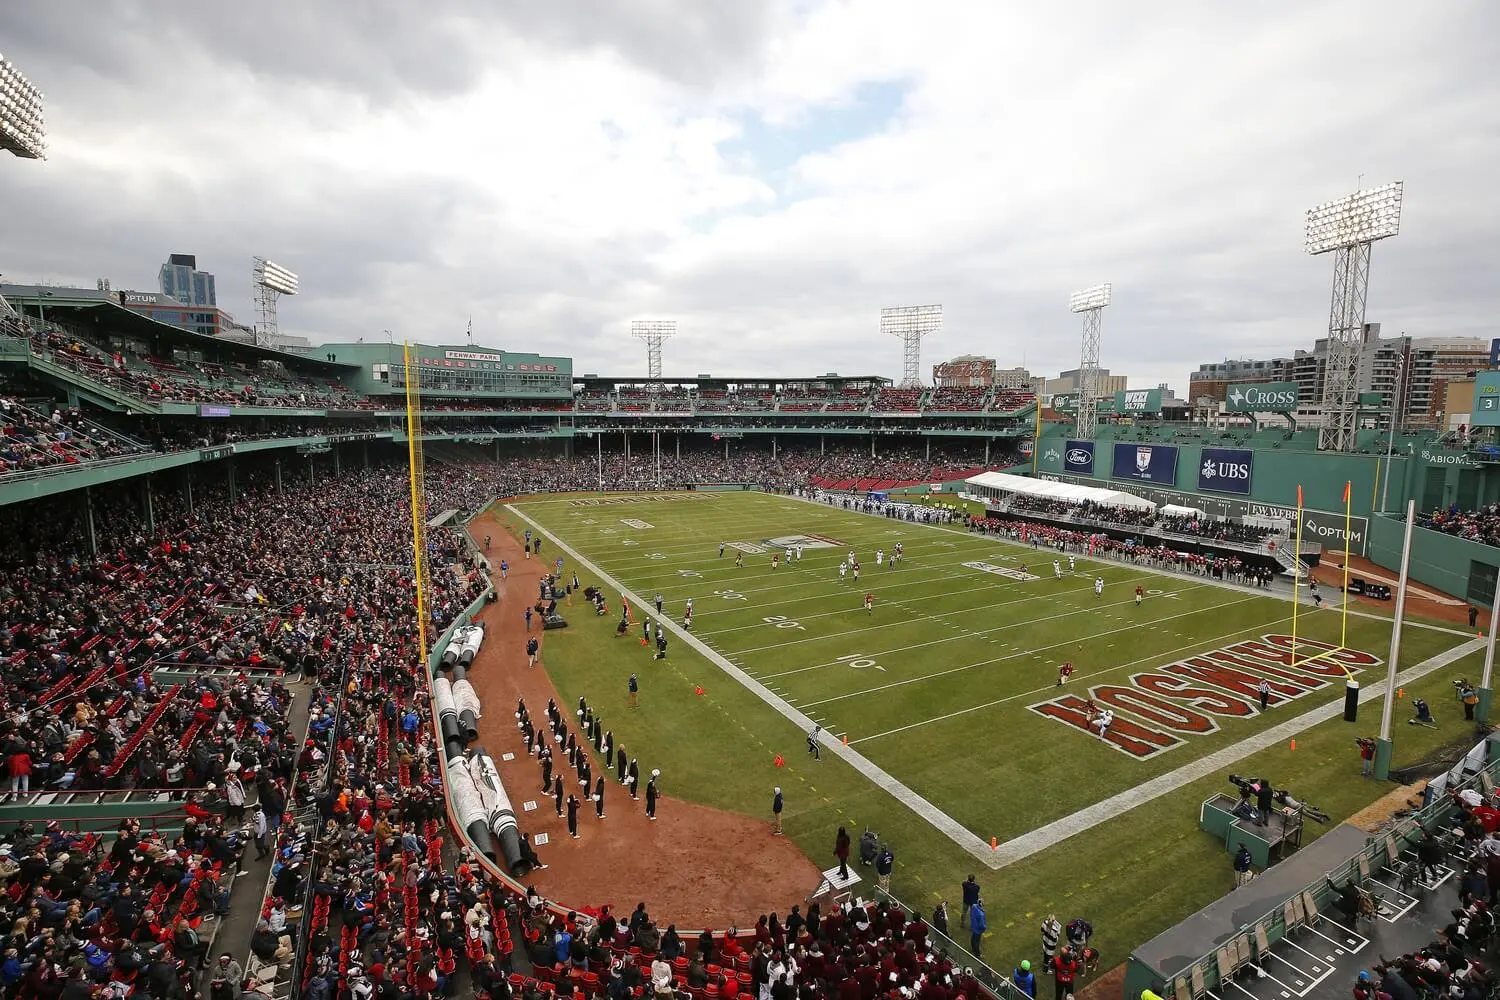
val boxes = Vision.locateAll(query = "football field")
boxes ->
[503,490,1482,959]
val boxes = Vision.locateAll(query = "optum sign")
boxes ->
[1225,382,1300,413]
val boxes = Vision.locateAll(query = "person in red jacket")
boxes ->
[7,748,32,796]
[1053,946,1079,1000]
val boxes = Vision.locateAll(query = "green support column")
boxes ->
[1479,688,1494,725]
[1373,738,1394,781]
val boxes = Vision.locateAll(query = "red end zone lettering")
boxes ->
[1259,634,1381,669]
[1091,686,1216,735]
[1163,658,1303,705]
[1030,634,1383,759]
[1201,648,1330,689]
[1028,696,1181,760]
[1132,673,1254,718]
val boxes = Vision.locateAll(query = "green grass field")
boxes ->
[498,490,1482,974]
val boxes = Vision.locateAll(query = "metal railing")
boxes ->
[1152,748,1495,997]
[871,887,1020,1000]
[981,501,1315,559]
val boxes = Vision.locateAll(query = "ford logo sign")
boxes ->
[1065,449,1090,464]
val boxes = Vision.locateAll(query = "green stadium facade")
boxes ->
[3,285,1499,604]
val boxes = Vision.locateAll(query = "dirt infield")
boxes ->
[1313,550,1484,630]
[462,511,821,929]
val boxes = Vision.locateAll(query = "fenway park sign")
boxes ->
[1028,634,1380,760]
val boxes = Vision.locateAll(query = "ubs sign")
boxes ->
[1197,448,1253,495]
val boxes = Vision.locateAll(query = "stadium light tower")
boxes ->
[881,305,943,388]
[1306,181,1404,452]
[631,319,675,391]
[1068,283,1112,440]
[0,53,46,160]
[252,258,299,349]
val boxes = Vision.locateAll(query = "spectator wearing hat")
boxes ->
[1014,960,1037,998]
[1054,946,1079,1000]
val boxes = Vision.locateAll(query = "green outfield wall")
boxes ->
[1029,428,1500,596]
[1367,515,1500,608]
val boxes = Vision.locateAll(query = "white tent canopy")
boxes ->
[1160,504,1208,519]
[963,471,1156,511]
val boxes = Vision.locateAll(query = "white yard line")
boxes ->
[513,497,1483,873]
[798,594,1263,708]
[984,637,1484,868]
[731,581,1229,656]
[851,613,1334,744]
[774,493,1475,639]
[697,569,1192,638]
[507,503,1008,869]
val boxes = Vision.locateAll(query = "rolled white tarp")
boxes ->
[453,679,482,743]
[459,624,485,667]
[432,677,464,760]
[440,631,463,668]
[446,756,496,858]
[471,745,525,875]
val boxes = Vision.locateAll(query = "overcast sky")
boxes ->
[1,1,1496,391]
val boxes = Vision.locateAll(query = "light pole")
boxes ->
[1379,351,1407,513]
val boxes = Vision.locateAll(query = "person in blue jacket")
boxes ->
[969,897,987,957]
[1013,960,1036,998]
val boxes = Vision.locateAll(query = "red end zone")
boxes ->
[1028,635,1380,759]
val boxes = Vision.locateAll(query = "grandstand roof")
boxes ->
[964,470,1156,510]
[2,283,352,372]
[574,374,891,387]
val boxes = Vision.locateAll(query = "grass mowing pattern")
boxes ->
[504,491,1478,971]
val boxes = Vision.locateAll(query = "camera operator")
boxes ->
[1357,738,1376,777]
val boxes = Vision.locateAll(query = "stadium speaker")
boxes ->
[1343,681,1359,722]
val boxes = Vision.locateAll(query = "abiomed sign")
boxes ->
[1029,634,1380,759]
[1225,382,1300,413]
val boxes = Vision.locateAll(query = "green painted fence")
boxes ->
[1367,514,1500,608]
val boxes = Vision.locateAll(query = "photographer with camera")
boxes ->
[1358,737,1377,777]
[1229,774,1275,827]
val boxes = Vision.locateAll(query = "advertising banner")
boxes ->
[1113,388,1162,414]
[1036,473,1370,554]
[1050,393,1079,414]
[1112,442,1178,484]
[1224,382,1300,413]
[1474,372,1500,426]
[1063,440,1095,476]
[1196,447,1254,495]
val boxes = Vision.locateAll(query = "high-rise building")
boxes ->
[1189,324,1488,430]
[1043,368,1128,399]
[159,253,216,308]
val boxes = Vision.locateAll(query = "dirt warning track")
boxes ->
[462,511,820,929]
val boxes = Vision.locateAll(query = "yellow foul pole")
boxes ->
[1032,401,1041,474]
[405,343,430,660]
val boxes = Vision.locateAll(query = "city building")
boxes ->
[158,253,216,308]
[1042,368,1128,400]
[1190,324,1488,431]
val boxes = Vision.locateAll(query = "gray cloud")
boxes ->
[0,1,1495,396]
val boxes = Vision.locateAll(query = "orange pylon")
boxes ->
[990,836,998,850]
[1289,739,1297,751]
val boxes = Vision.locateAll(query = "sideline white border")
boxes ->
[508,495,1481,870]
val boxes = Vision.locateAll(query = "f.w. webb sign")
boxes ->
[1029,634,1379,759]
